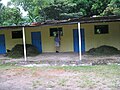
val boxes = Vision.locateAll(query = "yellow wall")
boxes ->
[0,29,23,51]
[81,22,120,51]
[25,24,77,52]
[0,21,120,53]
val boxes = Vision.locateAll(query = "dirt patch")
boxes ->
[0,65,120,90]
[1,52,120,66]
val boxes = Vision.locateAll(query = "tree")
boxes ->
[1,0,119,25]
[91,0,111,16]
[42,1,67,20]
[11,0,35,22]
[0,0,5,25]
[102,0,120,16]
[11,0,54,22]
[73,0,90,16]
[42,0,83,20]
[0,6,22,26]
[72,0,112,17]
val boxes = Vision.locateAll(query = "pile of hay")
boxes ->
[6,44,40,58]
[87,45,120,55]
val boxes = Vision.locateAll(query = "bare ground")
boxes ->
[0,65,120,90]
[0,52,120,65]
[0,53,120,90]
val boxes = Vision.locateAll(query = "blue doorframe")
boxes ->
[0,34,6,54]
[73,29,85,53]
[31,32,42,53]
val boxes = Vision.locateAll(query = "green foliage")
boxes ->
[102,0,120,16]
[42,0,118,20]
[91,0,111,15]
[0,0,120,25]
[73,0,90,16]
[42,0,81,20]
[11,0,53,22]
[2,7,22,25]
[11,0,36,22]
[43,1,68,20]
[0,1,22,26]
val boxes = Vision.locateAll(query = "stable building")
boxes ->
[0,16,120,60]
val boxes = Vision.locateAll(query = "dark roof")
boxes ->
[34,15,120,25]
[0,16,120,30]
[0,25,36,30]
[68,15,120,23]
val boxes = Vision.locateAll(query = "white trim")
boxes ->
[22,27,27,61]
[78,22,82,60]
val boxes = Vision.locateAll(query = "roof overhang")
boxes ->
[0,16,120,30]
[69,15,120,24]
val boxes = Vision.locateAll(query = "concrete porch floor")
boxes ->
[0,52,120,64]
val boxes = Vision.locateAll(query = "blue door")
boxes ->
[31,32,42,53]
[73,29,85,53]
[0,35,6,54]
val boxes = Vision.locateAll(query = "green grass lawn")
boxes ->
[0,63,120,78]
[0,63,120,71]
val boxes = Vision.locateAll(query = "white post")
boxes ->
[22,27,27,61]
[78,22,82,60]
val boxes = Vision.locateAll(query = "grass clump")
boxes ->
[0,62,17,70]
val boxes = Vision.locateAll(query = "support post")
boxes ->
[78,22,82,61]
[22,27,27,61]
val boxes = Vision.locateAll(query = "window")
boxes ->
[12,30,23,39]
[50,27,63,36]
[94,25,109,34]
